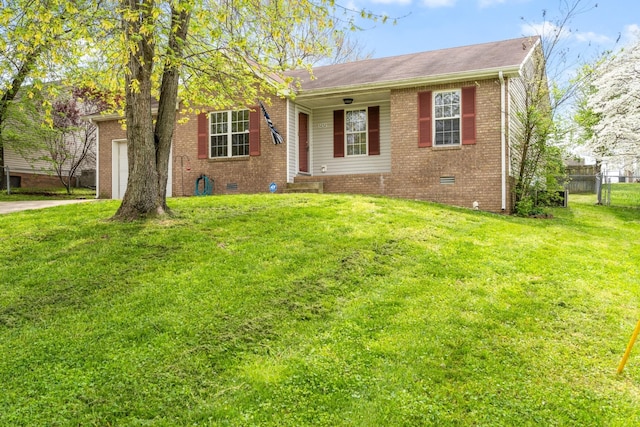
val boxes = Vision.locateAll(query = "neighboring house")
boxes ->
[1,93,97,190]
[2,142,95,189]
[91,36,543,213]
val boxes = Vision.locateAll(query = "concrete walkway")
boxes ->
[0,199,97,215]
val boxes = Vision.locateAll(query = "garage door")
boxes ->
[112,140,172,199]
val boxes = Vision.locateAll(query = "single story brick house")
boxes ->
[90,36,543,213]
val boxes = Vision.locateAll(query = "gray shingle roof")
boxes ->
[287,36,540,92]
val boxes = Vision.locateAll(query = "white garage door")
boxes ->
[112,139,172,199]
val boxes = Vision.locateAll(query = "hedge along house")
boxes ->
[91,36,543,213]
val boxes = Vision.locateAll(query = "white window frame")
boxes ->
[209,110,250,158]
[433,90,461,147]
[345,108,368,156]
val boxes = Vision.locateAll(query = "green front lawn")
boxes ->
[0,186,96,201]
[0,190,639,425]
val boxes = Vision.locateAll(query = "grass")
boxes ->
[607,183,640,208]
[1,189,639,425]
[0,186,95,201]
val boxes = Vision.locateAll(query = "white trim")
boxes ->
[286,99,291,182]
[519,37,541,77]
[345,108,368,156]
[209,110,250,158]
[432,89,462,147]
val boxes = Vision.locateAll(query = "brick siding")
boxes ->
[97,82,514,213]
[96,120,126,199]
[295,173,392,195]
[172,97,288,196]
[97,97,288,198]
[388,79,511,213]
[3,172,75,189]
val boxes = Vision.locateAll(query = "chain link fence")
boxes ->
[595,174,640,207]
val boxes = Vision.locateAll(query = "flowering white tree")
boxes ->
[584,39,640,171]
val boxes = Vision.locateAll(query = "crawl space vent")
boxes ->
[440,176,455,185]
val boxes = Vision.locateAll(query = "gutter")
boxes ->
[499,71,506,211]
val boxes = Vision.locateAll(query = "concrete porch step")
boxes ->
[285,182,324,194]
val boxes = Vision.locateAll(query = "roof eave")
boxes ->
[84,113,124,123]
[291,66,522,99]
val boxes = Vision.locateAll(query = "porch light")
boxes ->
[343,98,354,105]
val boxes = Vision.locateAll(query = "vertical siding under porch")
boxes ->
[309,102,392,176]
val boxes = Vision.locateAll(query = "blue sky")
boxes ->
[348,0,639,60]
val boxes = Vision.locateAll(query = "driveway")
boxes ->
[0,199,98,215]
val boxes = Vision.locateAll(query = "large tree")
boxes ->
[0,0,100,169]
[579,40,640,170]
[2,89,98,194]
[94,0,383,220]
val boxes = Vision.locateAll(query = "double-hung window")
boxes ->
[345,109,367,156]
[210,110,250,158]
[434,90,461,146]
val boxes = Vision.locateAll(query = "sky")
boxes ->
[346,0,640,62]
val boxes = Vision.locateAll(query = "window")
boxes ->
[210,110,250,157]
[434,90,460,146]
[345,109,367,156]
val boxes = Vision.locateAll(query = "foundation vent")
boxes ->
[440,176,455,185]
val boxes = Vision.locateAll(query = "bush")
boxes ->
[514,196,547,217]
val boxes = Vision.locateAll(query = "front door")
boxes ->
[298,112,309,173]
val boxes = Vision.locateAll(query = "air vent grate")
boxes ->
[440,176,455,185]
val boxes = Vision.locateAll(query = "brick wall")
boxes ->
[172,96,288,196]
[3,172,75,189]
[96,120,126,199]
[388,79,511,213]
[96,96,289,198]
[295,173,392,195]
[96,83,514,213]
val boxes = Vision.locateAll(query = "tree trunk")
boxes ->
[113,0,163,220]
[113,1,190,221]
[155,6,191,211]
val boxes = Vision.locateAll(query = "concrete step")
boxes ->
[286,182,324,193]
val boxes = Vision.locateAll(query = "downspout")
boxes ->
[499,71,506,211]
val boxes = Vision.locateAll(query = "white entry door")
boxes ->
[112,139,172,199]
